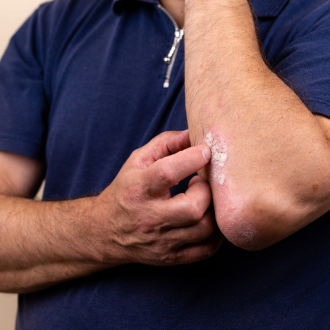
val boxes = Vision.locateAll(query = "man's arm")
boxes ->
[0,151,112,293]
[0,131,222,294]
[185,0,330,250]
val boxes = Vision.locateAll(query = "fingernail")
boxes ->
[182,129,188,133]
[202,147,211,162]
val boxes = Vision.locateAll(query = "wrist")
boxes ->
[87,193,128,268]
[44,197,111,269]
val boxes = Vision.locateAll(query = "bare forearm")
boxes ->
[185,0,263,115]
[185,0,277,141]
[0,131,222,293]
[185,0,330,249]
[0,196,113,293]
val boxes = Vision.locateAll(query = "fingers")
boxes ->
[165,209,217,247]
[135,130,191,168]
[188,175,204,188]
[156,229,223,266]
[160,176,212,228]
[175,229,224,265]
[144,144,211,195]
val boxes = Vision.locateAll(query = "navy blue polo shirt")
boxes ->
[1,0,330,328]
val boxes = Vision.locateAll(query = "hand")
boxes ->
[91,131,223,267]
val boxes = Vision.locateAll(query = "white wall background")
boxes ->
[0,0,48,56]
[0,1,48,329]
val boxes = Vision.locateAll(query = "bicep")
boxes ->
[0,151,45,198]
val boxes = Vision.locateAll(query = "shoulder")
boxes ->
[10,0,115,68]
[33,0,115,32]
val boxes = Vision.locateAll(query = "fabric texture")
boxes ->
[0,0,330,328]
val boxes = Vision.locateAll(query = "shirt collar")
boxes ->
[112,0,157,12]
[112,0,290,18]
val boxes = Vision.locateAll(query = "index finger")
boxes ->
[144,144,212,195]
[135,130,191,169]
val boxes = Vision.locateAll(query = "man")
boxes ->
[1,0,330,328]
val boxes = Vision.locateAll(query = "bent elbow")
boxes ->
[220,215,273,251]
[214,194,299,251]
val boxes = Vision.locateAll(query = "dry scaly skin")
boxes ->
[205,132,227,185]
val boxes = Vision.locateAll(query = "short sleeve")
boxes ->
[271,3,330,117]
[0,4,51,160]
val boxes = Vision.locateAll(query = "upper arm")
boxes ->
[0,7,50,197]
[0,151,45,198]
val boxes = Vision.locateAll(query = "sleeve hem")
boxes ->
[0,135,44,160]
[308,99,330,118]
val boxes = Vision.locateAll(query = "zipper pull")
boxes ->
[163,30,184,65]
[163,29,184,88]
[158,4,184,89]
[163,78,170,88]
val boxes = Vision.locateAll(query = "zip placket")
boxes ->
[158,4,184,89]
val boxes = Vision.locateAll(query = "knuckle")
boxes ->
[176,248,192,264]
[153,239,179,266]
[129,149,144,165]
[130,149,140,158]
[155,162,176,184]
[189,200,205,221]
[159,253,178,266]
[156,164,169,182]
[204,244,217,258]
[151,132,170,150]
[156,235,172,253]
[200,219,215,238]
[151,144,163,160]
[158,131,171,140]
